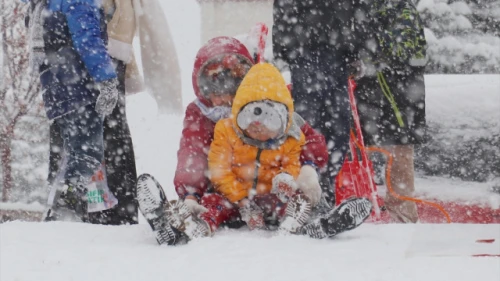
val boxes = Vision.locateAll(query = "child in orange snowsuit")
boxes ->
[206,63,311,232]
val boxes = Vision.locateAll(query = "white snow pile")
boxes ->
[418,0,500,73]
[424,75,499,140]
[415,75,500,183]
[1,221,499,281]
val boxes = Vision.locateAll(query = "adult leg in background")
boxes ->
[47,122,63,186]
[88,59,138,225]
[290,54,351,205]
[56,104,104,187]
[382,144,418,223]
[46,105,103,220]
[356,68,425,223]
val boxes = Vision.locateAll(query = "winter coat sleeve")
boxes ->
[280,135,304,179]
[374,0,427,65]
[174,103,213,199]
[300,122,328,169]
[60,0,116,82]
[208,121,247,203]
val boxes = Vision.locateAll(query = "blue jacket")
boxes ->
[40,0,116,120]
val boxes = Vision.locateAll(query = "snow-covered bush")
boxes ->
[418,0,500,73]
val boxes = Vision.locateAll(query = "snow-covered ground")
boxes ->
[1,222,499,281]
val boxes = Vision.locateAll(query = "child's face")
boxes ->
[208,93,234,107]
[244,123,279,142]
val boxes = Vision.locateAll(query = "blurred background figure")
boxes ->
[46,0,182,224]
[25,0,120,221]
[272,0,373,203]
[355,0,428,223]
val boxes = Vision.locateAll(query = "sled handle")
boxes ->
[347,78,381,218]
[256,23,268,63]
[347,78,366,150]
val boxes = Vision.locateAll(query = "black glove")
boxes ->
[96,78,119,116]
[348,60,366,80]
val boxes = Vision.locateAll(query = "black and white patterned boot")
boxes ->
[279,194,312,234]
[302,197,373,239]
[164,199,211,239]
[137,174,188,245]
[45,182,88,222]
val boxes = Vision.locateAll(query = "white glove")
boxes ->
[296,165,322,207]
[272,173,298,203]
[183,198,208,217]
[96,78,119,116]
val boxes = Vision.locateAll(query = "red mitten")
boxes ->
[239,199,266,230]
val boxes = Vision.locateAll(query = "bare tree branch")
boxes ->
[1,0,45,202]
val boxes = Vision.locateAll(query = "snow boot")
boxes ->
[44,182,88,222]
[279,194,312,234]
[164,199,212,239]
[137,174,210,245]
[301,197,372,239]
[137,174,188,245]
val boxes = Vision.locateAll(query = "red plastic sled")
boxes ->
[334,79,499,224]
[334,79,390,222]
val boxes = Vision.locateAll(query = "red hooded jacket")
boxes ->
[174,37,328,200]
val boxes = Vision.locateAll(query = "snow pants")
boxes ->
[48,59,138,225]
[290,54,351,202]
[54,103,104,187]
[90,59,138,225]
[199,193,287,232]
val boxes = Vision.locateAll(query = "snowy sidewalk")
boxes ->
[1,222,498,281]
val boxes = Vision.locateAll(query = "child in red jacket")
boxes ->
[173,37,329,219]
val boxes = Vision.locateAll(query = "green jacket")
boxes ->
[372,0,428,68]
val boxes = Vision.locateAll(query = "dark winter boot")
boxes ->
[279,194,312,234]
[137,174,188,245]
[45,182,88,222]
[314,191,334,217]
[164,200,212,239]
[301,197,372,239]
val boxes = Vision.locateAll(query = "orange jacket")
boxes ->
[208,63,305,203]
